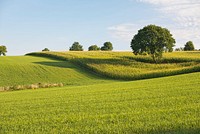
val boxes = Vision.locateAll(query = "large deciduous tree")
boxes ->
[69,42,83,51]
[0,45,7,56]
[184,41,195,51]
[130,25,175,63]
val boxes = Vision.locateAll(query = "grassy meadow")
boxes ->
[0,72,199,133]
[27,51,200,80]
[0,51,200,133]
[0,56,112,87]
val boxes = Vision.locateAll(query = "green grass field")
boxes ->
[0,56,112,87]
[0,52,200,133]
[0,72,199,133]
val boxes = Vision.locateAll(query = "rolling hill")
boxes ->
[27,51,200,80]
[0,56,113,87]
[0,51,199,133]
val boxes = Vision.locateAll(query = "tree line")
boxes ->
[1,24,198,61]
[175,41,195,51]
[42,42,113,52]
[69,41,113,51]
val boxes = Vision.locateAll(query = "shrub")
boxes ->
[184,41,195,51]
[88,45,100,51]
[101,42,113,51]
[42,48,50,51]
[0,45,7,56]
[69,42,84,51]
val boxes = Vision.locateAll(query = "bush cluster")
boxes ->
[69,42,113,51]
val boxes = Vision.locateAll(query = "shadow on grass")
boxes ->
[119,55,200,64]
[73,58,134,66]
[32,60,114,80]
[33,61,75,68]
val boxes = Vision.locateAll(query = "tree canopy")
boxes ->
[69,42,83,51]
[0,45,7,56]
[42,48,50,51]
[184,41,195,51]
[101,42,113,51]
[88,45,100,51]
[130,25,175,63]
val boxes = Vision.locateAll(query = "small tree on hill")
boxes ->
[0,45,7,56]
[175,47,184,51]
[184,41,194,51]
[88,45,100,51]
[69,42,83,51]
[101,42,113,51]
[42,48,50,51]
[130,24,175,63]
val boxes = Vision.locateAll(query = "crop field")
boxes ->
[2,0,200,133]
[0,56,112,87]
[0,51,200,133]
[0,72,199,133]
[27,51,200,80]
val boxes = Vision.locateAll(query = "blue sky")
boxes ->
[1,0,200,55]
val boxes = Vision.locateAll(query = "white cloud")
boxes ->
[109,0,200,49]
[108,23,140,41]
[138,0,200,48]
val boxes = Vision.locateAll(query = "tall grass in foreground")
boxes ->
[0,72,199,133]
[27,51,200,80]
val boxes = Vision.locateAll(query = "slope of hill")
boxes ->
[0,72,199,133]
[27,51,200,80]
[0,56,112,87]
